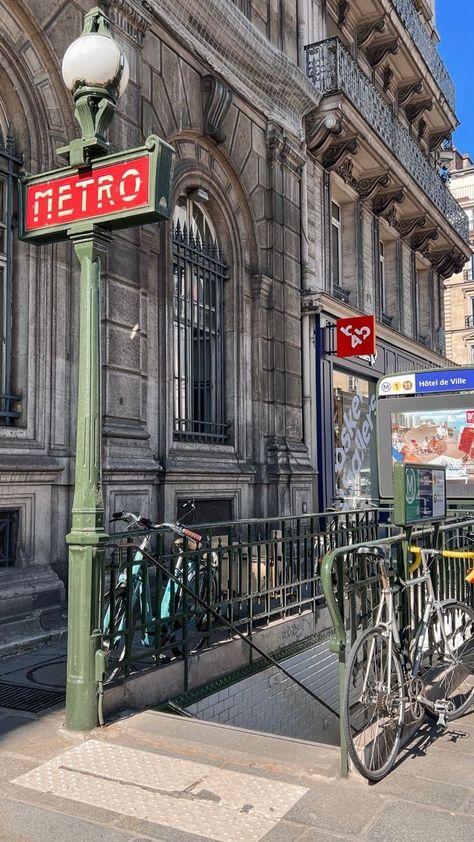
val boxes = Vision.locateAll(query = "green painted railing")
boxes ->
[320,516,474,776]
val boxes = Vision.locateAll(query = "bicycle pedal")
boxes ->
[436,712,447,727]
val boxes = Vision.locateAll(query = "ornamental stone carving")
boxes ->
[398,80,423,106]
[357,18,386,48]
[202,75,233,143]
[366,38,399,69]
[322,137,358,169]
[372,189,404,216]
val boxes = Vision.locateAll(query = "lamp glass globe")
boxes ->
[62,33,129,97]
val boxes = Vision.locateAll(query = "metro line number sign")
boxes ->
[19,134,174,243]
[336,315,376,358]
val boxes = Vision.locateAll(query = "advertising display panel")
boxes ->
[377,367,474,500]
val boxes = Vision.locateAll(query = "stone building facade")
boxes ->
[445,151,474,364]
[0,0,470,638]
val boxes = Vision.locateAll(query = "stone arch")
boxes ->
[0,0,75,170]
[160,131,262,462]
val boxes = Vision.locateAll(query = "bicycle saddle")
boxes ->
[355,545,387,560]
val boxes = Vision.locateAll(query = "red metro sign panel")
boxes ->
[19,135,174,243]
[336,315,376,358]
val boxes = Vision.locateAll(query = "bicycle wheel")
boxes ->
[102,591,128,678]
[343,626,405,781]
[171,570,218,658]
[418,600,474,721]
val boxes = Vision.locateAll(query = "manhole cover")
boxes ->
[0,681,65,713]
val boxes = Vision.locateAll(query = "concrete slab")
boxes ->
[365,800,474,842]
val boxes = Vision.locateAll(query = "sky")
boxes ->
[436,0,474,156]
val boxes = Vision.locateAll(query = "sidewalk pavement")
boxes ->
[1,640,474,842]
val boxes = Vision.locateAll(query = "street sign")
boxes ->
[393,463,446,526]
[19,134,174,243]
[336,315,376,358]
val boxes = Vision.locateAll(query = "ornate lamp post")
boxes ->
[60,7,130,731]
[18,7,173,730]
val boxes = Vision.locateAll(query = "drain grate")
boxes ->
[0,681,65,713]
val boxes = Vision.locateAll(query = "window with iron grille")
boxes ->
[0,127,21,426]
[0,509,19,567]
[172,196,228,443]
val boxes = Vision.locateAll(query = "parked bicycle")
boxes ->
[342,544,474,781]
[103,504,219,678]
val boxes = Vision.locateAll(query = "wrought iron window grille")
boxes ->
[0,128,22,426]
[0,509,19,568]
[173,221,229,444]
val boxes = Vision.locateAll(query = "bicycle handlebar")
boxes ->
[110,511,202,542]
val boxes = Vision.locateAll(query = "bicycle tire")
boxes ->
[103,591,127,652]
[343,625,405,781]
[171,570,218,658]
[418,600,474,721]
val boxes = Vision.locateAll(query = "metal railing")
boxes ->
[305,38,469,243]
[391,0,455,110]
[320,515,474,775]
[101,508,390,685]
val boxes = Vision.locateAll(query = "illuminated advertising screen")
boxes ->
[377,377,474,499]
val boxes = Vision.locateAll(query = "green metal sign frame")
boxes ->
[393,462,447,527]
[18,134,174,244]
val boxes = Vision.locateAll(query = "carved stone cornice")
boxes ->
[358,172,390,201]
[267,123,306,172]
[429,130,451,152]
[382,66,393,92]
[428,247,465,278]
[366,38,399,69]
[202,75,233,143]
[109,0,149,44]
[251,273,273,303]
[305,111,342,153]
[357,17,386,48]
[338,1,350,26]
[398,80,423,107]
[405,98,433,124]
[411,228,439,251]
[322,137,358,170]
[372,189,404,216]
[335,157,358,189]
[398,215,426,238]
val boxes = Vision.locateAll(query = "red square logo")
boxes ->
[336,315,376,357]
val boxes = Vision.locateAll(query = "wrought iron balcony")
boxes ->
[465,315,474,328]
[305,39,469,243]
[391,0,455,111]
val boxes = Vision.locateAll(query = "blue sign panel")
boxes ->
[415,370,474,394]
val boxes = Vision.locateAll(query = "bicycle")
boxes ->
[342,544,474,781]
[103,505,219,677]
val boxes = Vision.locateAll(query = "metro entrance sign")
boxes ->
[17,5,176,732]
[19,135,173,243]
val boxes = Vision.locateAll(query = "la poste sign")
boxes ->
[19,134,174,243]
[336,315,376,358]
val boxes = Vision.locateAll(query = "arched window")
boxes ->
[0,126,21,425]
[172,194,228,443]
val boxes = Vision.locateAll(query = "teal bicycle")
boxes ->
[103,506,219,677]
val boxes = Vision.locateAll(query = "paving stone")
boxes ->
[0,798,132,842]
[283,780,384,835]
[366,800,474,842]
[372,769,471,811]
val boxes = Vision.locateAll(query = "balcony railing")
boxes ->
[465,315,474,328]
[463,269,473,281]
[305,39,469,243]
[392,0,455,111]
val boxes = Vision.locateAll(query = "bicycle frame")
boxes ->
[366,552,459,719]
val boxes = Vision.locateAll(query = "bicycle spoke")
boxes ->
[344,627,404,780]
